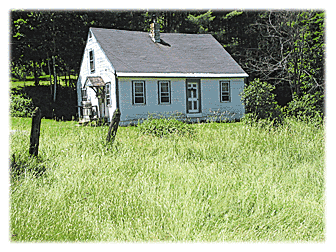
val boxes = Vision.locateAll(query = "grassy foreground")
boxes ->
[9,118,325,242]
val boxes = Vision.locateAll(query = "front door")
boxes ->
[95,86,107,119]
[187,80,200,113]
[98,96,105,118]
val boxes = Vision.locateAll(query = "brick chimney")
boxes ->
[150,18,160,43]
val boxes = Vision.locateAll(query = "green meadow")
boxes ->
[9,117,325,242]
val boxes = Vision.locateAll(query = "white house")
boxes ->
[77,21,248,125]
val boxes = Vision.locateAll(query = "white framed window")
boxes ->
[105,82,111,106]
[158,80,171,104]
[81,88,88,101]
[132,81,146,105]
[89,50,95,73]
[220,81,231,102]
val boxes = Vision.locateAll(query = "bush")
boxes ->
[10,93,35,117]
[138,116,194,137]
[285,92,324,122]
[241,78,283,125]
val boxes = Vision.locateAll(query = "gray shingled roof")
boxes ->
[90,27,247,76]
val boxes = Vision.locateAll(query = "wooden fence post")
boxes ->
[29,107,42,157]
[106,109,121,144]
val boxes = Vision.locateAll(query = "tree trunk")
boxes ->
[64,71,67,87]
[53,56,57,102]
[67,67,70,87]
[47,56,53,97]
[33,61,40,86]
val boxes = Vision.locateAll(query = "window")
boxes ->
[158,81,171,104]
[81,88,88,101]
[89,50,95,73]
[105,82,111,106]
[132,81,146,104]
[220,81,230,102]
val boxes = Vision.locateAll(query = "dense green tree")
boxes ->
[241,11,324,98]
[11,11,89,83]
[186,10,215,34]
[241,78,282,122]
[11,11,46,84]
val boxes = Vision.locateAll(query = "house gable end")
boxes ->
[86,28,116,76]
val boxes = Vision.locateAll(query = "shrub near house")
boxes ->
[138,116,194,137]
[10,93,34,117]
[241,79,282,125]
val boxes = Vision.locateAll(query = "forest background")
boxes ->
[10,9,325,119]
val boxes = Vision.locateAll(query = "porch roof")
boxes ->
[84,76,105,87]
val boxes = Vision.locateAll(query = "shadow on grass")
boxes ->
[10,153,47,181]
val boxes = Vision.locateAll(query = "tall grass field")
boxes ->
[9,117,325,242]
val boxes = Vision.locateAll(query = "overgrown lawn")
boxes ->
[9,117,325,242]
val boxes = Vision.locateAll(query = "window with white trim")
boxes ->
[132,81,146,104]
[158,80,171,104]
[220,81,231,102]
[89,50,95,73]
[105,82,111,106]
